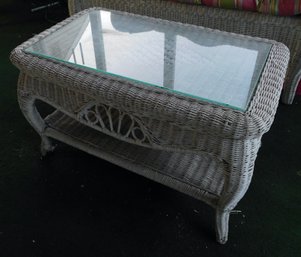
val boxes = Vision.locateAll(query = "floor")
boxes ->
[0,4,301,257]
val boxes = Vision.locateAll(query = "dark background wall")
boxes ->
[0,0,68,25]
[0,0,67,9]
[0,0,20,8]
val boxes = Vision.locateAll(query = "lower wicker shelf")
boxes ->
[44,110,226,207]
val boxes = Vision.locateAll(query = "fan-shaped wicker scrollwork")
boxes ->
[77,102,152,145]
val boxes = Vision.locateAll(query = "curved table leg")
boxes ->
[18,90,55,156]
[215,209,230,244]
[214,138,261,244]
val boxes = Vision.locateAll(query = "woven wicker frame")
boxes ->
[10,7,289,244]
[68,0,300,104]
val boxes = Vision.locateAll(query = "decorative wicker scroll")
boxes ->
[78,102,153,145]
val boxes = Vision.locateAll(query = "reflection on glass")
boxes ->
[25,10,271,111]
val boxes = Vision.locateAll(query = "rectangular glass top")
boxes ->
[25,9,272,111]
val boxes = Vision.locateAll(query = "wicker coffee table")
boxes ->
[10,8,289,244]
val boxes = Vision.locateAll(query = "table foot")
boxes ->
[215,209,230,244]
[41,136,56,157]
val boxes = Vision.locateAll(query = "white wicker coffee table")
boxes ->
[10,8,289,244]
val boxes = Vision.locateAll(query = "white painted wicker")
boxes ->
[10,8,290,244]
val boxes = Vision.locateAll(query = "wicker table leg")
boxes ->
[17,89,55,156]
[215,209,230,244]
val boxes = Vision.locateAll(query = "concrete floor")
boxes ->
[0,4,301,257]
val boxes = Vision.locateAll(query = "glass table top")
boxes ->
[25,9,272,111]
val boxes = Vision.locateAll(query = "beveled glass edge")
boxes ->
[22,7,276,112]
[25,50,249,111]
